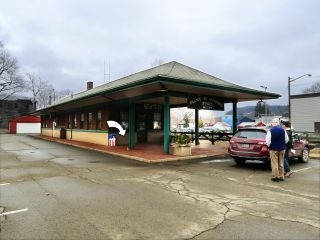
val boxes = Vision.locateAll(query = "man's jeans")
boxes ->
[284,148,291,173]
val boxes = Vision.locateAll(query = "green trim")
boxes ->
[66,129,108,133]
[195,109,199,145]
[232,101,237,135]
[164,95,170,154]
[129,102,135,149]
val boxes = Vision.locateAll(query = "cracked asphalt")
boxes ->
[0,134,319,240]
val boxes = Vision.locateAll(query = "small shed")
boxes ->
[9,115,41,134]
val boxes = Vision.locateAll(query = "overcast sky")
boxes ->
[1,0,319,110]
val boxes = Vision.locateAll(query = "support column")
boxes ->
[129,102,135,149]
[232,100,238,135]
[195,109,199,145]
[164,95,170,154]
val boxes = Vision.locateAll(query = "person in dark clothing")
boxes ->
[281,121,294,177]
[266,122,289,182]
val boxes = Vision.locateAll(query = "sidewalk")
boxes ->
[35,135,229,163]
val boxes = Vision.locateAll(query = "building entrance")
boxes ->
[137,114,147,143]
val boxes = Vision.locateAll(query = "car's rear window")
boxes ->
[235,130,266,139]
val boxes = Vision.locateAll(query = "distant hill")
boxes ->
[226,105,288,116]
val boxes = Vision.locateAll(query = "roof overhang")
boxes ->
[33,61,282,115]
[34,76,280,114]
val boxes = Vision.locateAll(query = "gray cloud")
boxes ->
[0,0,319,106]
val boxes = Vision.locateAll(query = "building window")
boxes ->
[120,112,128,130]
[68,114,72,129]
[96,110,102,130]
[74,114,78,128]
[80,113,84,129]
[153,112,161,130]
[56,115,64,127]
[88,112,92,129]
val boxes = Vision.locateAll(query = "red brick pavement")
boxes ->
[37,135,229,162]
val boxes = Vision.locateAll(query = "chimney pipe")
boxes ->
[87,81,93,90]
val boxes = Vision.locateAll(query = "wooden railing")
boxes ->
[296,131,320,144]
[170,131,234,144]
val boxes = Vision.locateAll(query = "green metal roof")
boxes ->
[40,61,280,111]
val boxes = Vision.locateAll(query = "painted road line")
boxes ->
[201,159,232,163]
[293,167,313,173]
[0,208,29,216]
[0,183,11,186]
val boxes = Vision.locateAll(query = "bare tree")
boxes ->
[171,107,195,129]
[25,72,43,109]
[25,72,72,109]
[302,81,320,94]
[56,89,72,101]
[0,41,25,99]
[37,81,54,109]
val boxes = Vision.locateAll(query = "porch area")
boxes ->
[37,135,229,163]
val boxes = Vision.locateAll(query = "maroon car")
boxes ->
[228,127,310,166]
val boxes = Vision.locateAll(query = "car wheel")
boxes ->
[299,147,309,163]
[234,158,246,166]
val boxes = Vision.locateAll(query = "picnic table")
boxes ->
[170,131,234,144]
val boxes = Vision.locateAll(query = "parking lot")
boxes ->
[1,134,320,240]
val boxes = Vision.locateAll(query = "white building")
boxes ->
[291,93,320,132]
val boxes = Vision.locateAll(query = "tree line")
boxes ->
[0,41,71,109]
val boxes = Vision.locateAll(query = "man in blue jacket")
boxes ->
[266,122,289,182]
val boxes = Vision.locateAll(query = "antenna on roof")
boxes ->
[104,60,111,83]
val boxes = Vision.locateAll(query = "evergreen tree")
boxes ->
[199,117,204,128]
[255,101,271,117]
[183,113,190,128]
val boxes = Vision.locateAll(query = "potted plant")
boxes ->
[172,133,192,156]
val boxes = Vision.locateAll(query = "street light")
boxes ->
[260,86,268,118]
[288,74,312,122]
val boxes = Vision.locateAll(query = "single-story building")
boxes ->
[291,93,320,132]
[9,115,41,134]
[34,61,280,154]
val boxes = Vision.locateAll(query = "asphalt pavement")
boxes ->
[0,134,319,240]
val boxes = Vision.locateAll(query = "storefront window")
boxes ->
[80,113,84,129]
[88,112,92,129]
[74,114,78,128]
[68,114,72,129]
[56,115,64,127]
[97,110,102,130]
[153,112,161,130]
[120,112,128,129]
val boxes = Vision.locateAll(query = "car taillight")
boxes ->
[257,142,267,145]
[230,140,235,144]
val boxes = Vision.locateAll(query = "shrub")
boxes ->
[175,134,192,145]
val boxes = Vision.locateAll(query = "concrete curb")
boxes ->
[31,135,229,164]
